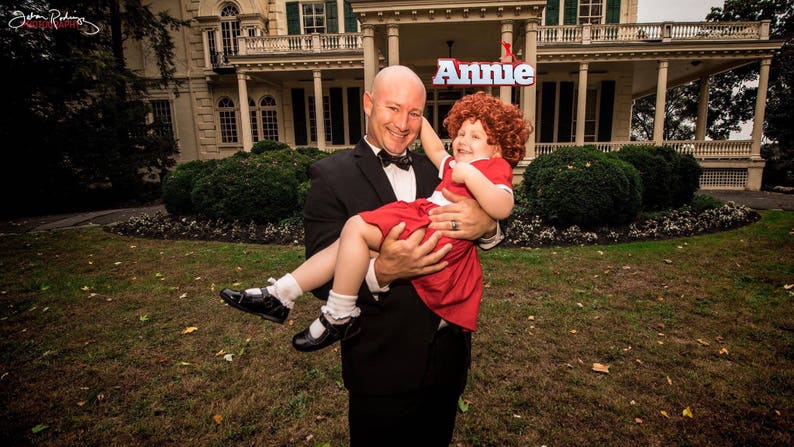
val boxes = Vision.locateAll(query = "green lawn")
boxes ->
[1,211,792,446]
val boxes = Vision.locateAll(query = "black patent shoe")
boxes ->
[220,288,290,324]
[292,314,361,352]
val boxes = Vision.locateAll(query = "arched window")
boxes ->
[218,97,238,143]
[260,96,279,141]
[248,98,259,142]
[220,4,241,56]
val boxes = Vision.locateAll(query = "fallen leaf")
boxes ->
[784,284,793,290]
[635,418,643,424]
[213,414,222,425]
[527,315,535,321]
[177,361,192,366]
[232,282,242,286]
[179,293,188,299]
[81,286,90,291]
[569,329,577,334]
[223,354,234,362]
[592,363,610,374]
[512,413,522,418]
[155,273,163,277]
[114,261,122,265]
[457,396,469,413]
[288,320,295,326]
[77,401,85,407]
[696,338,710,346]
[682,406,694,418]
[635,358,643,364]
[139,314,149,322]
[663,259,673,264]
[660,410,670,418]
[31,424,48,434]
[719,347,729,355]
[215,350,226,357]
[182,326,198,334]
[667,376,673,385]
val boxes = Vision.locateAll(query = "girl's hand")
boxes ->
[451,161,473,184]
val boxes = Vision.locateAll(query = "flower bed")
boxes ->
[108,202,759,248]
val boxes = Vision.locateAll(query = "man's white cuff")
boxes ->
[366,257,390,294]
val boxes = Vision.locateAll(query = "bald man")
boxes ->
[303,65,501,446]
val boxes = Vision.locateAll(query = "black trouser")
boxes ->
[348,326,469,447]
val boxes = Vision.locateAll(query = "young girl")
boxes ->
[221,92,530,351]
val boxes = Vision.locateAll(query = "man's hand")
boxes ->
[428,188,497,240]
[373,222,452,287]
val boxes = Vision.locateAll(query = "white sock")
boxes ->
[308,290,360,339]
[258,274,302,308]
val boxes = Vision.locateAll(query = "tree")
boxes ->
[0,0,189,217]
[631,0,793,187]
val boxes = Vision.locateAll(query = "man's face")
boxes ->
[363,81,425,155]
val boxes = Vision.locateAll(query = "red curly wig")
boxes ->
[443,91,532,167]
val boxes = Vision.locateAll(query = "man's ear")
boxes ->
[363,91,374,117]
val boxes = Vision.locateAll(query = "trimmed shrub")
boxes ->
[191,153,301,224]
[162,159,218,216]
[521,146,642,227]
[613,145,673,211]
[655,146,703,207]
[251,139,290,154]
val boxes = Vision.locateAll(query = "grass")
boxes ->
[0,211,792,446]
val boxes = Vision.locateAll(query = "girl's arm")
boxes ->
[452,163,514,220]
[419,117,449,169]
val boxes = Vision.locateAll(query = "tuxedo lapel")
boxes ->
[353,141,397,205]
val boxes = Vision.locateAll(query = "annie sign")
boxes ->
[432,42,535,87]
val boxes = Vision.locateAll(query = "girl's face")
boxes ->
[452,119,501,163]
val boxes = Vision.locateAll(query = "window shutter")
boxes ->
[545,0,559,26]
[326,0,338,33]
[344,1,357,32]
[286,2,300,35]
[563,0,577,25]
[606,0,621,24]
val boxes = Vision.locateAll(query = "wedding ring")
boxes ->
[450,219,458,231]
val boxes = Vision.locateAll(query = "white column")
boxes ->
[695,76,709,141]
[653,60,669,144]
[522,18,539,159]
[337,0,346,33]
[751,58,772,159]
[387,24,400,66]
[237,72,253,151]
[500,20,514,104]
[313,69,326,150]
[575,62,589,145]
[362,24,377,90]
[202,29,212,68]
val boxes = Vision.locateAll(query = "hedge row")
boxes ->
[162,141,328,224]
[520,145,702,227]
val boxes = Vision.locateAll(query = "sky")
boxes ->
[637,0,725,23]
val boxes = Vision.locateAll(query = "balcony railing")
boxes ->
[238,32,363,56]
[538,21,770,45]
[533,140,753,159]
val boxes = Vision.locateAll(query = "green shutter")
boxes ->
[606,0,621,24]
[545,0,559,26]
[286,2,300,35]
[563,0,577,25]
[326,0,338,33]
[344,1,357,32]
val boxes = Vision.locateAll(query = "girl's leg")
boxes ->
[303,216,384,342]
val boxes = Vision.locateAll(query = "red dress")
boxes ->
[359,156,513,331]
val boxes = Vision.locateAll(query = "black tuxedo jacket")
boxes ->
[303,139,467,395]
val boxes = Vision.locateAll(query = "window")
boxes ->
[218,97,238,143]
[572,88,599,142]
[579,0,604,24]
[151,100,174,137]
[260,96,279,141]
[248,98,259,143]
[220,4,240,56]
[302,2,326,34]
[308,95,331,143]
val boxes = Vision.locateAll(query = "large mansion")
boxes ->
[126,0,783,190]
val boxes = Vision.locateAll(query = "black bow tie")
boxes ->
[377,150,412,171]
